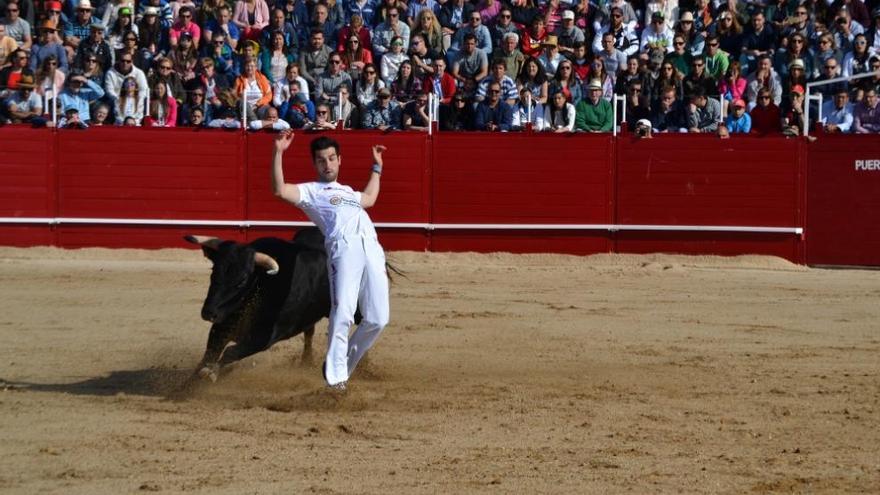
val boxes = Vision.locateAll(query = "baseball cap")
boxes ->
[791,84,805,95]
[651,11,665,21]
[46,1,62,12]
[732,98,746,108]
[636,118,652,128]
[562,10,575,20]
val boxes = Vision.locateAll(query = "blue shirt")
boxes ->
[58,80,105,122]
[725,112,752,133]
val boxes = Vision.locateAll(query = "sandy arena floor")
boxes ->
[0,246,877,494]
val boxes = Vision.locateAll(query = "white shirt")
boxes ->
[295,181,377,242]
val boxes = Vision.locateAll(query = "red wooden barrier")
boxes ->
[614,134,806,262]
[0,127,56,246]
[806,134,880,266]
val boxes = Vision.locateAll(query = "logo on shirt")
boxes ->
[330,196,342,205]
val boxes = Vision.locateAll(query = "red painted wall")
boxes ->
[1,127,876,266]
[806,135,880,266]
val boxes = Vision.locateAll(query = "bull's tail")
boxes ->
[385,261,406,283]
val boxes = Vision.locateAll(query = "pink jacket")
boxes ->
[718,77,747,102]
[232,0,270,30]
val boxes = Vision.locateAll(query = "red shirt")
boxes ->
[749,104,782,135]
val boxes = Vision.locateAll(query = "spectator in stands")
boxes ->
[90,102,110,125]
[135,7,165,70]
[2,1,31,51]
[140,0,173,29]
[842,34,872,77]
[58,106,88,128]
[781,84,807,136]
[451,33,487,86]
[568,41,590,82]
[703,34,729,81]
[640,48,664,102]
[746,55,782,107]
[575,79,612,132]
[544,89,575,132]
[718,61,746,111]
[645,0,678,31]
[336,13,369,53]
[402,90,430,130]
[278,81,313,128]
[554,10,583,57]
[686,86,721,133]
[62,0,94,60]
[853,88,880,133]
[233,0,270,42]
[548,58,582,104]
[170,6,201,50]
[782,58,807,105]
[521,15,549,59]
[340,33,372,81]
[779,5,814,44]
[0,23,17,68]
[335,83,358,128]
[307,3,339,45]
[186,106,205,127]
[774,34,813,80]
[314,51,352,105]
[4,72,41,123]
[650,85,687,132]
[73,22,111,73]
[653,60,683,105]
[205,5,240,51]
[449,8,491,59]
[476,58,516,104]
[35,54,64,98]
[379,34,406,83]
[596,34,627,80]
[389,59,421,102]
[233,39,263,75]
[830,8,863,54]
[197,57,232,107]
[0,48,29,91]
[537,35,564,79]
[169,32,198,83]
[614,55,641,95]
[105,6,136,51]
[424,57,455,104]
[625,80,651,128]
[147,81,177,126]
[592,7,638,57]
[711,10,743,60]
[30,20,67,74]
[493,32,524,81]
[509,0,540,29]
[235,56,271,119]
[516,56,548,104]
[361,86,401,129]
[439,92,471,130]
[408,33,437,81]
[179,85,209,125]
[683,55,716,97]
[260,30,295,84]
[591,56,615,100]
[299,29,332,88]
[821,88,854,133]
[666,34,691,77]
[207,105,241,128]
[372,6,408,58]
[749,88,782,135]
[512,85,545,131]
[674,11,704,57]
[724,98,751,133]
[640,11,674,54]
[739,11,775,74]
[439,0,474,54]
[813,32,843,70]
[411,9,442,58]
[248,104,289,130]
[355,61,384,107]
[114,75,144,124]
[473,80,513,131]
[80,52,104,85]
[814,57,848,99]
[869,9,880,52]
[489,8,517,52]
[57,69,102,122]
[205,33,234,76]
[150,57,186,103]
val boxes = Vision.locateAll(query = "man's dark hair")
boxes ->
[689,86,706,99]
[692,54,705,64]
[463,33,477,43]
[311,136,340,160]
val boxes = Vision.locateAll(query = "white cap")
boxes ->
[562,10,575,20]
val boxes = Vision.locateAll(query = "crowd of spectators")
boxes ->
[0,0,878,133]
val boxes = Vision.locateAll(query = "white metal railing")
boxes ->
[613,94,625,136]
[0,216,803,234]
[805,71,878,136]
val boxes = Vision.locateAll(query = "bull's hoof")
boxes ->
[197,365,219,383]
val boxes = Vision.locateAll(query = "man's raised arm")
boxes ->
[360,144,387,209]
[271,130,302,205]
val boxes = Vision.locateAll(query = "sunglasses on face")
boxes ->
[388,13,398,17]
[792,39,804,43]
[693,63,704,67]
[708,42,719,47]
[317,110,328,114]
[674,41,685,45]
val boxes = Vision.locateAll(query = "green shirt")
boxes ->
[575,98,614,132]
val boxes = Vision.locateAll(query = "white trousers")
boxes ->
[325,236,390,386]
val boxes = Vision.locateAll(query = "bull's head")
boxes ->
[185,235,280,323]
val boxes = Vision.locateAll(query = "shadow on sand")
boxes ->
[0,367,194,399]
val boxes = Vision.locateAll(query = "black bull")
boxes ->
[184,228,359,382]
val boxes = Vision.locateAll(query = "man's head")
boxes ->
[67,72,88,92]
[179,6,194,25]
[487,82,502,104]
[64,107,81,124]
[469,11,482,27]
[386,7,399,25]
[790,85,805,105]
[410,34,427,54]
[76,0,93,23]
[705,34,720,55]
[503,32,519,52]
[491,60,506,80]
[463,33,476,54]
[377,87,392,106]
[498,8,512,26]
[433,57,446,74]
[310,29,324,49]
[310,136,341,182]
[17,72,35,94]
[5,2,19,20]
[328,53,343,74]
[11,48,28,68]
[542,35,558,54]
[866,89,878,108]
[731,98,746,117]
[601,32,615,52]
[588,79,602,103]
[689,87,707,107]
[271,8,285,27]
[313,3,328,23]
[660,87,676,109]
[833,89,849,109]
[117,53,134,73]
[823,58,838,77]
[610,7,623,27]
[561,10,575,28]
[691,55,705,75]
[650,11,664,29]
[265,106,279,122]
[752,11,765,30]
[190,107,204,125]
[757,55,772,73]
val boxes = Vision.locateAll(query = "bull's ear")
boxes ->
[184,235,223,251]
[254,252,280,275]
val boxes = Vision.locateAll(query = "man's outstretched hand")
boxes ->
[274,130,294,153]
[372,144,387,165]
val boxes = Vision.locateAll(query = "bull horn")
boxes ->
[254,252,279,275]
[184,235,223,250]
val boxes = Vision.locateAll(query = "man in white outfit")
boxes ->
[271,132,390,392]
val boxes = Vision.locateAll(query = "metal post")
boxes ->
[428,93,433,135]
[241,92,248,129]
[526,92,532,127]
